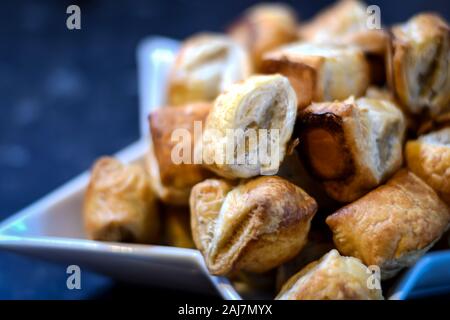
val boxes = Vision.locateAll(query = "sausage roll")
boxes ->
[198,74,297,179]
[326,170,450,279]
[387,13,450,118]
[167,33,252,106]
[406,127,450,205]
[298,0,388,85]
[299,0,387,56]
[261,42,370,110]
[83,157,159,243]
[162,205,195,249]
[190,176,317,275]
[298,96,406,202]
[146,103,213,206]
[228,3,298,70]
[276,249,383,300]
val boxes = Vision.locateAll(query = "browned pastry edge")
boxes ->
[276,249,384,300]
[406,127,450,206]
[386,13,450,118]
[148,103,213,205]
[190,176,317,275]
[260,57,318,111]
[83,157,159,244]
[297,110,356,182]
[227,3,298,70]
[298,0,389,56]
[326,169,450,279]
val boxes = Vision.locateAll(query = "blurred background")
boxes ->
[0,0,449,299]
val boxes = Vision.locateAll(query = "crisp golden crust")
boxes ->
[299,0,388,55]
[199,74,297,179]
[406,127,450,205]
[190,179,235,254]
[387,13,450,117]
[298,96,406,202]
[83,157,159,243]
[190,176,317,275]
[147,103,213,205]
[326,170,450,279]
[276,249,383,300]
[228,3,298,70]
[261,42,370,110]
[167,33,252,106]
[162,205,195,249]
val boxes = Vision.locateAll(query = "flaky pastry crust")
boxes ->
[387,13,450,117]
[276,249,383,300]
[261,42,370,110]
[228,3,298,70]
[299,0,388,55]
[83,157,159,243]
[198,74,297,179]
[326,170,450,279]
[190,176,317,275]
[167,33,252,105]
[406,127,450,205]
[298,96,406,202]
[146,103,212,205]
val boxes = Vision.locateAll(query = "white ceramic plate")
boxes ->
[0,37,241,300]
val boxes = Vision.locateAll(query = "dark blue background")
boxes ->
[0,0,449,299]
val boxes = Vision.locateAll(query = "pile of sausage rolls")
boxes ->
[83,0,450,300]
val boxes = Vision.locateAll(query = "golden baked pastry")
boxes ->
[299,0,387,56]
[298,96,406,202]
[276,249,383,300]
[326,170,450,279]
[228,3,298,70]
[406,127,450,205]
[261,42,370,110]
[146,103,213,206]
[298,0,388,85]
[198,74,297,179]
[190,176,317,275]
[83,157,159,243]
[162,205,195,249]
[167,33,252,106]
[387,13,450,118]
